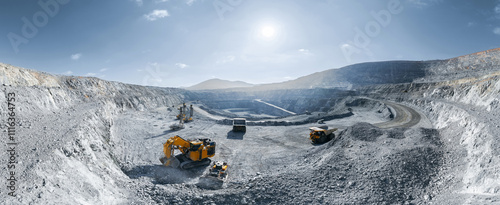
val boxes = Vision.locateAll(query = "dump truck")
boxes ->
[309,126,338,144]
[232,118,246,132]
[159,135,216,169]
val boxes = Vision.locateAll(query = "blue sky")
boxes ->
[1,0,499,87]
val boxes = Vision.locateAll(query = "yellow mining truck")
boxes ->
[309,126,338,144]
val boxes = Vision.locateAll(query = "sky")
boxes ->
[1,0,500,87]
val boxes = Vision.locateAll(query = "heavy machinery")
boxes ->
[196,160,228,189]
[232,118,246,132]
[185,104,194,122]
[309,126,338,144]
[159,135,216,169]
[209,161,228,179]
[176,103,186,120]
[176,103,194,122]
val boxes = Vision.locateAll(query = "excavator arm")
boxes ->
[160,136,191,167]
[160,135,216,169]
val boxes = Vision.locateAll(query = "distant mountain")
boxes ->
[187,78,254,90]
[186,48,500,91]
[249,48,500,90]
[250,61,431,91]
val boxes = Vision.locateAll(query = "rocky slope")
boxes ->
[360,71,500,203]
[0,63,184,204]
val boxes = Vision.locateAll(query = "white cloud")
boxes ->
[341,43,352,49]
[494,2,500,19]
[85,73,97,77]
[407,0,427,7]
[133,0,143,6]
[144,10,169,21]
[155,0,168,3]
[298,48,313,56]
[99,68,108,72]
[71,53,82,60]
[494,27,500,35]
[216,55,235,64]
[406,0,441,8]
[63,71,73,75]
[175,63,188,69]
[185,0,195,6]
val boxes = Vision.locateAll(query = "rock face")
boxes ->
[2,48,500,204]
[0,63,184,204]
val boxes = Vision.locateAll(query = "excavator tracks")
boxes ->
[180,158,212,169]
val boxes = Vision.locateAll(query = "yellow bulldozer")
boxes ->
[209,161,229,179]
[309,126,338,144]
[159,135,216,169]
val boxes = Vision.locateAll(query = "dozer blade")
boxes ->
[159,156,181,168]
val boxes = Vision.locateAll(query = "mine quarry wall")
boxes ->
[0,64,185,204]
[189,89,357,114]
[0,64,184,111]
[361,72,500,195]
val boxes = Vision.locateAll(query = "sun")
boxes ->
[260,26,276,38]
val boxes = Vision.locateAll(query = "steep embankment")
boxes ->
[360,55,500,202]
[0,63,184,204]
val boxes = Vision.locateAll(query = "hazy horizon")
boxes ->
[1,0,500,87]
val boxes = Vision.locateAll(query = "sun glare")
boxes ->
[261,26,276,38]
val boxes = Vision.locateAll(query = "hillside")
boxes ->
[186,78,254,90]
[230,48,500,91]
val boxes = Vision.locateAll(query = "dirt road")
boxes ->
[375,101,422,128]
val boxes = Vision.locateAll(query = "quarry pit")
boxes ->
[2,49,500,205]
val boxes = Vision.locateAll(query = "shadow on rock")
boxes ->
[123,164,207,184]
[145,130,176,139]
[227,131,245,140]
[196,176,224,190]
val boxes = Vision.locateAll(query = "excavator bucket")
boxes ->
[159,156,180,168]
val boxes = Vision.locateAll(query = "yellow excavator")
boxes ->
[159,135,216,169]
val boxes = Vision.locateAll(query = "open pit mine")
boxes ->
[2,48,500,204]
